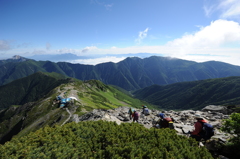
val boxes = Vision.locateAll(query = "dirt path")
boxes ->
[61,108,72,126]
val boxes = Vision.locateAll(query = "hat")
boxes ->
[194,114,204,119]
[142,105,147,108]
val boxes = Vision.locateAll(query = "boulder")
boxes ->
[202,105,227,114]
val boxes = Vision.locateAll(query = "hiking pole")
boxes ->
[181,127,187,134]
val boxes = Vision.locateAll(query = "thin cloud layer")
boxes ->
[135,28,149,45]
[219,0,240,19]
[69,56,126,65]
[204,0,240,20]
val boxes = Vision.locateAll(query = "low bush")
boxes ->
[0,121,213,159]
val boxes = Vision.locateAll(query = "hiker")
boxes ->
[132,110,139,123]
[142,105,150,116]
[128,107,135,120]
[154,113,174,129]
[189,114,214,141]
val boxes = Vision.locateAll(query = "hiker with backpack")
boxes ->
[189,114,214,141]
[132,110,139,123]
[142,105,150,116]
[154,113,174,129]
[128,107,135,120]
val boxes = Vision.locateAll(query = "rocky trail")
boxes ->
[70,105,233,157]
[73,105,230,140]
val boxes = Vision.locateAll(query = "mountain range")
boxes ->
[133,76,240,110]
[1,55,240,91]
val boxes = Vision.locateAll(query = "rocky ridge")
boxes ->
[72,105,231,142]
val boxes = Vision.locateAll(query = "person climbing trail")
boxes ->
[154,113,174,129]
[132,110,139,123]
[188,114,214,142]
[128,107,135,120]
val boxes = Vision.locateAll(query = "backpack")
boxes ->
[133,112,139,118]
[162,117,174,129]
[200,122,215,140]
[143,108,150,115]
[129,108,134,114]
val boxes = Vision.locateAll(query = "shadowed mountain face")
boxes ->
[133,76,240,110]
[1,56,240,91]
[0,72,71,110]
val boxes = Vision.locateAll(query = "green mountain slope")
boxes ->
[0,73,150,144]
[133,76,240,110]
[0,72,70,110]
[1,55,240,91]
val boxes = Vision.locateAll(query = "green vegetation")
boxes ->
[219,113,240,158]
[221,113,240,144]
[133,76,240,110]
[0,121,213,159]
[71,80,154,114]
[0,72,70,110]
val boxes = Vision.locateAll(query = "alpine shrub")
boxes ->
[0,121,213,159]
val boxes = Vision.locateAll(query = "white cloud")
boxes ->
[81,46,98,53]
[69,56,126,65]
[167,19,240,48]
[135,28,149,44]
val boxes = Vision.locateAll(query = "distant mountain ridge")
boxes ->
[1,55,240,91]
[133,76,240,110]
[28,53,81,62]
[27,53,158,62]
[0,55,29,66]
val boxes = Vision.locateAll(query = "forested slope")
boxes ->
[133,76,240,110]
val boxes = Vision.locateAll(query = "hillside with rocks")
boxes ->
[0,77,151,144]
[75,105,230,141]
[73,105,236,158]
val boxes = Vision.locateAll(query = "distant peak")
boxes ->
[12,55,23,59]
[9,55,29,62]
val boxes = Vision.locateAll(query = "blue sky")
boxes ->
[1,0,240,65]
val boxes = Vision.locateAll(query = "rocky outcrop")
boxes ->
[73,106,232,142]
[202,105,228,114]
